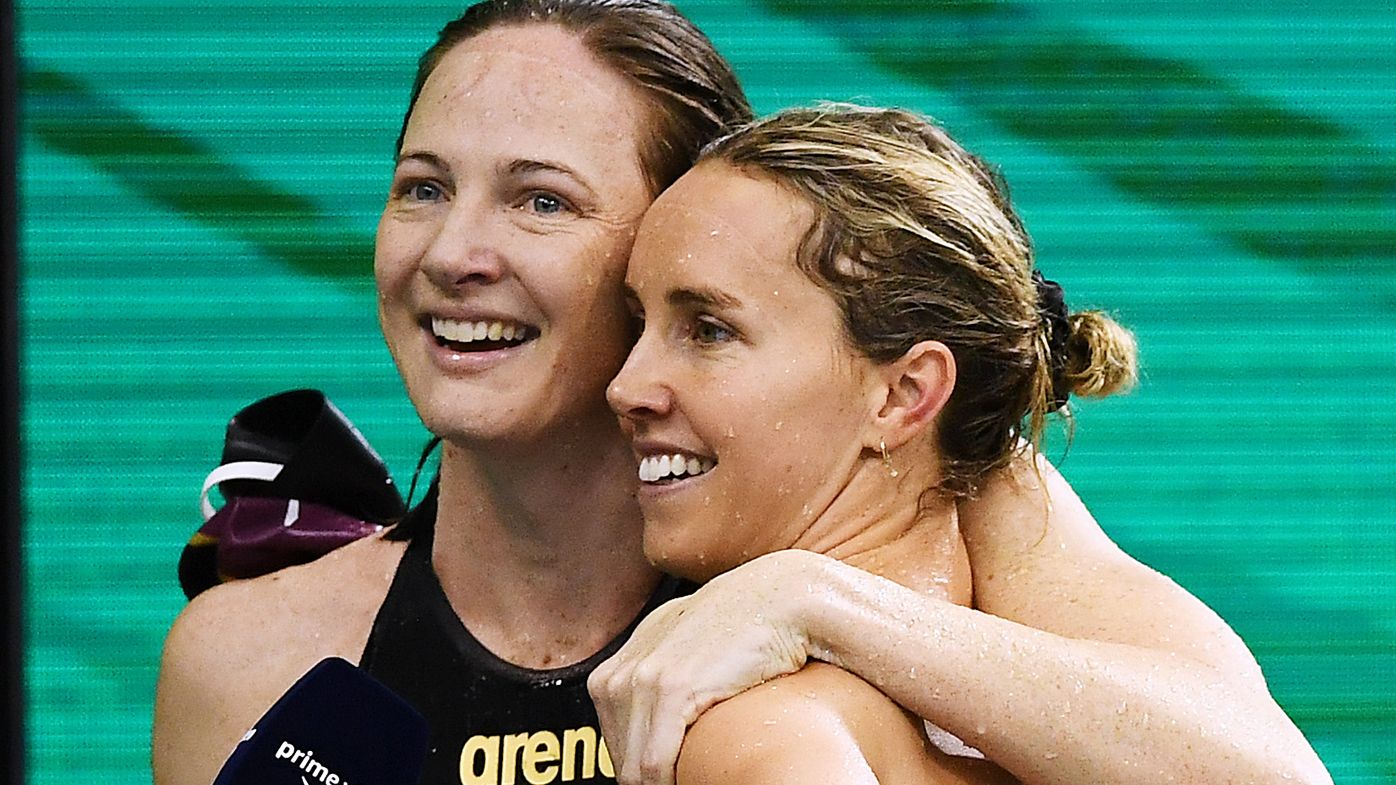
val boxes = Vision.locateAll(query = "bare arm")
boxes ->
[904,455,1325,783]
[676,664,1010,785]
[676,685,880,785]
[152,538,397,785]
[152,587,269,785]
[590,456,1331,785]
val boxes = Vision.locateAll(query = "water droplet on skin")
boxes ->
[974,724,987,735]
[1044,752,1059,760]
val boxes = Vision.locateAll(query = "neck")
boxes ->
[792,457,971,603]
[430,410,660,668]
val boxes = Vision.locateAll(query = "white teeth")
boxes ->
[637,453,715,484]
[431,317,531,344]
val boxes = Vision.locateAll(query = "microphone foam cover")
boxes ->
[213,657,428,785]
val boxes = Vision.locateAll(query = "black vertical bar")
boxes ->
[1,0,25,781]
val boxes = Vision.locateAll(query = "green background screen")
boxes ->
[18,1,1396,783]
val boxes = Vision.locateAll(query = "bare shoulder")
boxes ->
[164,532,406,667]
[960,454,1263,678]
[678,664,1014,785]
[152,534,407,785]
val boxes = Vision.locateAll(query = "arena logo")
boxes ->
[274,740,351,785]
[458,725,615,785]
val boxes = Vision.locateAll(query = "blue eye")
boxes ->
[693,318,734,345]
[528,193,566,215]
[405,181,443,202]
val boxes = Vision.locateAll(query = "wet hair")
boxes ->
[395,0,753,195]
[702,104,1138,496]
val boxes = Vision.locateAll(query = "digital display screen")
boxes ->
[18,1,1395,782]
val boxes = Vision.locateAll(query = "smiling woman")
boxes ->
[373,24,654,447]
[613,167,911,585]
[150,3,755,785]
[595,104,1333,785]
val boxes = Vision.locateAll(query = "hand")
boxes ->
[589,550,824,785]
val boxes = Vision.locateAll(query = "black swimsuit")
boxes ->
[360,500,692,785]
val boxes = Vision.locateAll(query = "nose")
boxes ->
[607,330,674,423]
[420,196,506,290]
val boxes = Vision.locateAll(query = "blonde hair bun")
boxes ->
[1063,310,1138,398]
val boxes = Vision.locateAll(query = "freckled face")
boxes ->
[607,163,880,582]
[375,25,654,446]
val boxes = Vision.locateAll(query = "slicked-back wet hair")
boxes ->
[703,105,1138,496]
[395,0,753,196]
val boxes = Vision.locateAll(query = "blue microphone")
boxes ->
[212,657,429,785]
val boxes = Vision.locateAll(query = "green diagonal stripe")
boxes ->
[765,0,1396,269]
[24,66,373,281]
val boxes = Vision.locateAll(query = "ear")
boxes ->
[866,340,956,451]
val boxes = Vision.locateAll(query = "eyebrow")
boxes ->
[668,286,743,311]
[394,151,448,170]
[392,154,597,197]
[623,283,742,312]
[506,159,598,199]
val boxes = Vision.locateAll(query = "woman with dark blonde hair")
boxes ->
[599,104,1330,785]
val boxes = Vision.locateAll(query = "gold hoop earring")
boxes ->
[879,438,899,478]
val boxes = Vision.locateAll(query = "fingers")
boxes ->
[593,602,690,785]
[589,556,823,784]
[615,655,705,785]
[632,696,686,785]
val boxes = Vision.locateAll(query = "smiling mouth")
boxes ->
[429,316,537,353]
[638,452,716,484]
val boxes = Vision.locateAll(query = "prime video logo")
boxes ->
[274,740,353,785]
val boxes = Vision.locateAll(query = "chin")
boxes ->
[643,533,727,583]
[410,390,511,446]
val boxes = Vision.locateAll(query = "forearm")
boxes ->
[801,559,1331,785]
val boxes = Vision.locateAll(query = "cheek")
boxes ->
[373,223,413,296]
[552,233,637,326]
[725,366,864,485]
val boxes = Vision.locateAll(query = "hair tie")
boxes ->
[1033,270,1071,410]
